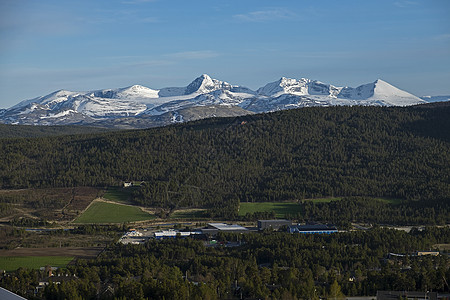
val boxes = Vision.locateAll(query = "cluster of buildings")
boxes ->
[257,220,338,234]
[154,223,250,240]
[287,224,338,234]
[120,220,339,243]
[377,291,441,300]
[152,221,338,240]
[388,251,440,259]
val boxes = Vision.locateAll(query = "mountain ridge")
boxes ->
[0,74,429,128]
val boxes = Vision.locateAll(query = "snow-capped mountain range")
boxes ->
[0,74,431,128]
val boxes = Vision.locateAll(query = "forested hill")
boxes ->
[1,105,449,211]
[0,124,112,138]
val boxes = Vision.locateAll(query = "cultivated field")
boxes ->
[170,208,208,219]
[238,197,402,218]
[0,247,103,258]
[0,256,74,272]
[102,186,138,204]
[238,202,303,218]
[0,187,100,222]
[74,200,155,224]
[303,197,342,203]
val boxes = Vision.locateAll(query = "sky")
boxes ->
[0,0,449,108]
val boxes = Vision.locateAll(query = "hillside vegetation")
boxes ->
[0,124,111,138]
[1,106,449,220]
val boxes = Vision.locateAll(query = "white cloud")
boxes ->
[233,8,296,22]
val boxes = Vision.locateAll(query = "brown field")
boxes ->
[0,247,103,259]
[0,187,100,222]
[0,226,119,250]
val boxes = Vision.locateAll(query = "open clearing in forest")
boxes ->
[238,202,303,218]
[0,256,74,272]
[73,200,155,224]
[238,197,402,218]
[102,186,138,204]
[0,187,99,222]
[0,247,103,271]
[303,197,342,203]
[0,247,103,258]
[170,208,208,219]
[372,197,403,205]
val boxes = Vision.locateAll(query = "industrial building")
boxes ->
[200,223,249,236]
[288,224,338,234]
[153,224,250,239]
[257,220,292,231]
[0,288,27,300]
[377,291,438,300]
[154,230,202,240]
[416,251,439,256]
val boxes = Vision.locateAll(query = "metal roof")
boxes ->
[258,219,291,224]
[154,230,200,237]
[208,223,248,231]
[294,224,337,231]
[0,288,27,300]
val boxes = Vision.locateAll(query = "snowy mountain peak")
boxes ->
[374,78,386,84]
[91,85,159,100]
[373,79,400,92]
[257,77,339,97]
[10,89,77,111]
[257,77,306,97]
[371,79,425,106]
[200,74,211,80]
[1,75,432,128]
[279,76,297,84]
[116,85,159,99]
[121,84,151,93]
[337,78,425,106]
[185,74,225,95]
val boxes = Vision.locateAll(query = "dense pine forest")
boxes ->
[0,124,111,138]
[2,227,449,299]
[1,105,449,220]
[1,105,450,299]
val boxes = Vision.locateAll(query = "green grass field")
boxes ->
[103,187,138,204]
[0,256,74,272]
[303,197,402,205]
[373,197,403,205]
[303,197,342,203]
[170,209,208,219]
[239,202,303,218]
[239,197,402,218]
[74,201,155,224]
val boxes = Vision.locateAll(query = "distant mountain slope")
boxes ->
[420,95,450,103]
[0,74,426,128]
[0,124,112,138]
[1,105,449,218]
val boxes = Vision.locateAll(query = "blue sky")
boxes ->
[1,0,449,108]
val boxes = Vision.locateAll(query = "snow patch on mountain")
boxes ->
[338,79,424,106]
[94,85,159,100]
[0,74,430,128]
[420,95,450,103]
[257,77,341,98]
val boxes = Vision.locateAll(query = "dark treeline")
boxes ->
[1,106,449,217]
[0,124,112,138]
[297,197,449,226]
[1,227,449,299]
